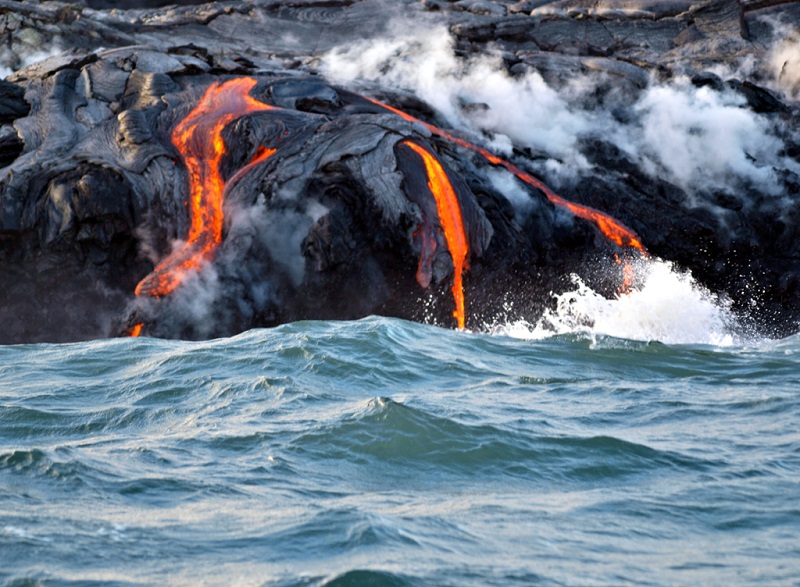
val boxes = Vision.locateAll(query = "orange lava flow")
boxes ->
[135,78,277,298]
[615,253,635,296]
[403,140,469,330]
[367,97,647,254]
[224,145,277,195]
[128,323,144,337]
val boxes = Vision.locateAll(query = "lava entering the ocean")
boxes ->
[615,253,636,296]
[402,140,470,330]
[135,78,278,298]
[130,80,647,335]
[367,97,646,254]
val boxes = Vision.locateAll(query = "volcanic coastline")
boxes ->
[1,0,799,343]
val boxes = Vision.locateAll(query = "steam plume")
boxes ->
[322,22,797,198]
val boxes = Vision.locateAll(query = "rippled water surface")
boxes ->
[1,317,799,586]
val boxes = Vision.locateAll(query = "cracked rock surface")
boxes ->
[1,0,799,342]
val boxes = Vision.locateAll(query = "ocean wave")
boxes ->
[287,397,715,485]
[2,317,798,586]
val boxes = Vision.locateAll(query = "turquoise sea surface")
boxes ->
[1,313,799,586]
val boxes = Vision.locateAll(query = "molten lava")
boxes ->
[615,253,636,296]
[367,97,646,253]
[403,140,469,330]
[131,82,646,333]
[128,323,144,337]
[135,78,277,298]
[412,222,438,289]
[224,144,277,197]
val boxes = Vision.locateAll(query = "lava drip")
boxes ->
[127,323,144,337]
[477,153,646,252]
[402,140,470,330]
[366,97,647,254]
[615,253,636,296]
[135,78,278,298]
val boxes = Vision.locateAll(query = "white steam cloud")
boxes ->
[168,265,221,338]
[145,194,328,338]
[227,195,328,287]
[323,23,589,165]
[486,169,534,219]
[0,44,64,79]
[629,81,787,195]
[768,26,800,102]
[322,21,797,198]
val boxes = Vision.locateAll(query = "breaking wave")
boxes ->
[493,259,740,346]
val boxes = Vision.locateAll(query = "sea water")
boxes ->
[1,260,799,586]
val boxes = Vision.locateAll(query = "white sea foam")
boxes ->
[494,259,739,346]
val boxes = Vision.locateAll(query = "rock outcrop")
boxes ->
[1,0,798,342]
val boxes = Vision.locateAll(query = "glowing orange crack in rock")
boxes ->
[403,140,470,330]
[135,78,278,298]
[366,97,647,254]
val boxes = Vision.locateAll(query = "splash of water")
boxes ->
[494,259,739,346]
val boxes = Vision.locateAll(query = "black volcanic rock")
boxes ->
[1,0,799,342]
[0,79,30,123]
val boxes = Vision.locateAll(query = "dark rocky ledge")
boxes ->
[1,0,799,342]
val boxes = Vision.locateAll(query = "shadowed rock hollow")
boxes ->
[1,0,799,342]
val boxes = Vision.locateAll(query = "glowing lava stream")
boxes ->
[403,140,469,330]
[135,78,278,298]
[367,97,647,254]
[615,253,635,296]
